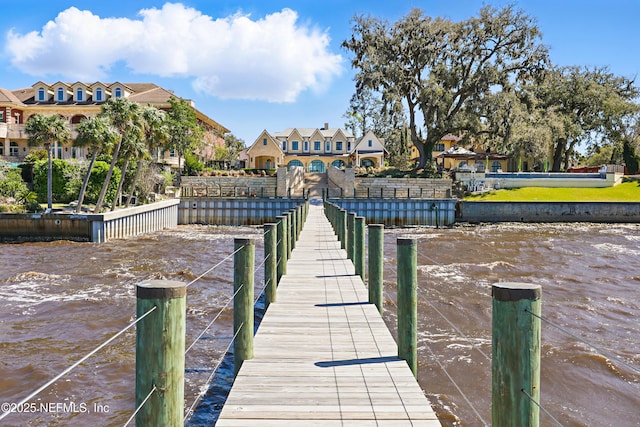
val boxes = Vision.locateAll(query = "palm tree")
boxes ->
[25,114,71,210]
[125,106,169,207]
[73,116,119,213]
[94,98,142,212]
[111,122,146,211]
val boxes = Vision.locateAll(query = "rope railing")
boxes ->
[521,388,564,427]
[122,384,157,427]
[183,322,245,422]
[526,309,640,376]
[0,305,158,423]
[186,244,246,288]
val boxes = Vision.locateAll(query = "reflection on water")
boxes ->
[1,223,639,426]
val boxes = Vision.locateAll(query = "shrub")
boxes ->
[86,161,121,205]
[33,159,83,203]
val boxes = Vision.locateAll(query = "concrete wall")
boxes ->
[459,201,640,223]
[277,166,304,197]
[456,171,623,190]
[179,198,305,225]
[0,199,179,242]
[329,198,456,226]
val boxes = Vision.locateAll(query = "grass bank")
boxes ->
[465,181,640,202]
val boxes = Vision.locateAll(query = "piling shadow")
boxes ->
[315,355,400,367]
[315,301,369,307]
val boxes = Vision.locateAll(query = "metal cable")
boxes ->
[186,245,245,288]
[0,305,157,422]
[185,285,244,355]
[122,384,157,427]
[184,322,244,423]
[521,388,564,426]
[423,342,489,427]
[526,309,640,375]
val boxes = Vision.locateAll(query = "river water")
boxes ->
[0,221,638,426]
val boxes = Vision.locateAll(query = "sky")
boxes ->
[2,0,640,146]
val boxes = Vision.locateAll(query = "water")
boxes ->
[1,222,639,426]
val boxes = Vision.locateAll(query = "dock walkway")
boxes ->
[216,203,441,426]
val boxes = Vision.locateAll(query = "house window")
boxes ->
[336,141,343,151]
[169,150,176,157]
[303,141,309,152]
[347,141,352,151]
[435,143,445,151]
[95,88,103,101]
[368,139,373,147]
[263,138,267,145]
[38,88,46,101]
[76,88,83,102]
[292,140,299,151]
[325,140,331,152]
[0,112,3,122]
[314,141,321,151]
[282,141,287,151]
[491,161,501,172]
[57,87,65,101]
[9,142,19,157]
[115,88,122,98]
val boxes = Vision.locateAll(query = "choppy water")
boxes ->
[1,222,639,426]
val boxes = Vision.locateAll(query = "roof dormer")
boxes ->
[90,83,110,102]
[109,82,131,99]
[52,82,71,103]
[71,82,91,103]
[32,81,52,103]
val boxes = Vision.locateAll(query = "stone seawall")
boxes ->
[460,201,640,223]
[328,198,456,226]
[355,177,452,198]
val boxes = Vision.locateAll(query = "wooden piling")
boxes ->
[136,280,186,426]
[285,212,293,260]
[397,238,417,376]
[264,223,277,307]
[354,216,366,279]
[368,224,384,314]
[347,212,356,261]
[492,282,541,427]
[276,216,287,280]
[234,238,255,375]
[339,209,347,250]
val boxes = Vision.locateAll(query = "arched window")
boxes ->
[76,88,83,102]
[95,88,103,101]
[331,160,346,169]
[38,88,46,101]
[57,87,65,102]
[9,141,19,157]
[491,161,501,172]
[288,159,303,170]
[360,159,374,168]
[114,87,122,98]
[308,160,326,172]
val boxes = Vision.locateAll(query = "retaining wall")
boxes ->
[354,177,452,198]
[179,198,305,225]
[181,176,277,197]
[460,201,640,223]
[0,199,179,242]
[328,198,456,226]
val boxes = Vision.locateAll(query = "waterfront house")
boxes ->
[0,82,229,166]
[245,123,385,172]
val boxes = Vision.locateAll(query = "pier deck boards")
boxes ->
[216,204,441,426]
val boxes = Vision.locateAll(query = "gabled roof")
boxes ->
[0,88,23,104]
[247,130,285,156]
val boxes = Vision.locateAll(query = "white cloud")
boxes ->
[5,3,343,103]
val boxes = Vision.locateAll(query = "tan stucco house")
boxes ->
[0,82,229,166]
[245,123,385,172]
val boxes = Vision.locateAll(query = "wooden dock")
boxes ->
[216,203,441,426]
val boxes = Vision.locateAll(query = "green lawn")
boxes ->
[464,181,640,202]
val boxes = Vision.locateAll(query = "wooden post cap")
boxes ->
[368,224,384,229]
[397,238,416,246]
[492,282,541,301]
[235,238,255,246]
[137,280,186,299]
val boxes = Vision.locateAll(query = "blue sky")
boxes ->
[2,1,639,145]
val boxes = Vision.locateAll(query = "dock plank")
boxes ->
[215,203,441,426]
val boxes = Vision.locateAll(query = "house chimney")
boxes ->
[324,122,329,130]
